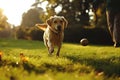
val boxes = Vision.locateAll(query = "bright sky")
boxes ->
[0,0,35,26]
[0,0,62,26]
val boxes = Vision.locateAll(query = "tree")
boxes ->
[0,8,8,29]
[32,0,95,26]
[17,7,45,40]
[20,0,110,43]
[21,8,43,27]
[0,8,12,38]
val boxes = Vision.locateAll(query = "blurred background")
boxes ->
[0,0,113,45]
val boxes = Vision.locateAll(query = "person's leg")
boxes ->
[106,11,114,38]
[113,13,120,47]
[106,10,117,46]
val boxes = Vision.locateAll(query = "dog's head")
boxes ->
[46,16,68,32]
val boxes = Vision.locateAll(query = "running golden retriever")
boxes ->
[36,16,68,56]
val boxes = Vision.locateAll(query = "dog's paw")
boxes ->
[49,48,54,54]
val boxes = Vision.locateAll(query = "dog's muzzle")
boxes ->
[57,25,62,31]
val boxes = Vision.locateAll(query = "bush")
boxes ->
[30,27,43,40]
[0,29,11,38]
[16,26,43,41]
[16,25,113,45]
[64,27,113,45]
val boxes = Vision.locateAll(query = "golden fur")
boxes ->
[36,16,68,56]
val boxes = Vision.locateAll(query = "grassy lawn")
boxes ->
[0,38,120,80]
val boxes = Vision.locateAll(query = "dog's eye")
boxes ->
[54,21,57,23]
[60,20,63,23]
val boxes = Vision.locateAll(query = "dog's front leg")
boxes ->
[56,46,61,56]
[48,41,54,54]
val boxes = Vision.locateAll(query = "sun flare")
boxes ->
[0,0,35,26]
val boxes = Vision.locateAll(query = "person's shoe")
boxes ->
[114,42,120,47]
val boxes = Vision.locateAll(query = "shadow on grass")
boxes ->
[0,39,44,49]
[0,60,46,74]
[64,55,120,77]
[0,60,67,74]
[1,54,120,77]
[12,56,120,76]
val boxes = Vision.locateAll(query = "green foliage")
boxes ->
[32,0,95,26]
[16,27,43,40]
[21,9,43,27]
[0,8,12,38]
[64,27,112,44]
[19,0,109,43]
[19,8,45,40]
[0,8,8,28]
[0,39,120,80]
[31,0,108,28]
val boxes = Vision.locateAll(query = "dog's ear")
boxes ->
[46,16,54,26]
[61,16,68,28]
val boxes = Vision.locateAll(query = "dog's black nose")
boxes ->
[57,25,61,31]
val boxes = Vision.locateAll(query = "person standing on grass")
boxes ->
[106,0,120,47]
[93,0,120,47]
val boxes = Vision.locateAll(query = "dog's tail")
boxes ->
[35,23,47,31]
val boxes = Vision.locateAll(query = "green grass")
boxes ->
[0,38,120,80]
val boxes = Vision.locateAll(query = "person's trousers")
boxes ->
[106,11,120,43]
